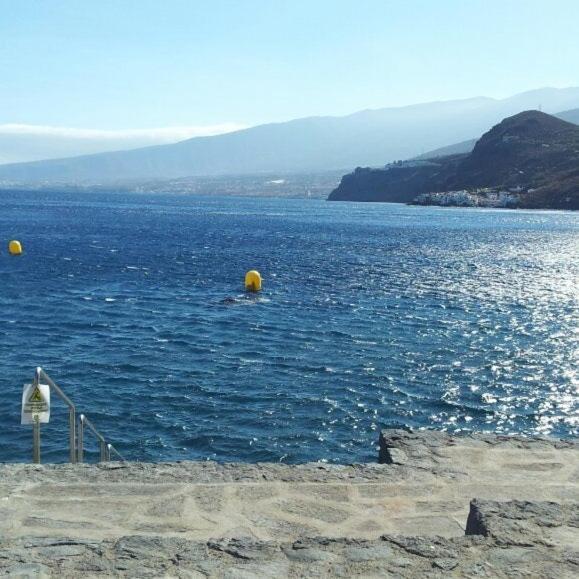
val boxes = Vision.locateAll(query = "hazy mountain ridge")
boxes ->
[558,108,579,124]
[1,88,579,185]
[415,107,579,159]
[328,110,579,209]
[414,139,477,159]
[0,124,245,165]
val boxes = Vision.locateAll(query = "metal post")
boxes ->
[32,369,41,464]
[100,441,107,462]
[37,367,77,464]
[77,415,85,463]
[33,415,41,464]
[69,407,76,464]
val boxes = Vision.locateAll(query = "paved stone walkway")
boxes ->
[0,431,577,576]
[1,431,576,542]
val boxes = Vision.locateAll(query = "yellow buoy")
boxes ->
[8,240,23,256]
[245,270,262,292]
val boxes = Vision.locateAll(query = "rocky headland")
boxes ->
[328,110,579,210]
[0,429,577,577]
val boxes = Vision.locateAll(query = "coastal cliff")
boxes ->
[328,110,579,209]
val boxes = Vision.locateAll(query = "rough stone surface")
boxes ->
[0,501,578,577]
[1,430,576,543]
[0,430,576,576]
[466,499,579,548]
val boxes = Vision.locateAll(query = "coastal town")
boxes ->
[413,188,521,208]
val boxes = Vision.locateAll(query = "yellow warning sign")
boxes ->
[25,386,48,413]
[30,387,44,403]
[21,383,51,424]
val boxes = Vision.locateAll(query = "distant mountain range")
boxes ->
[1,88,579,185]
[0,124,245,166]
[328,110,579,210]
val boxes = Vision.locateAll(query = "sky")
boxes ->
[1,0,579,137]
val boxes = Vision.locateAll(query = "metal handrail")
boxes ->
[78,414,125,462]
[32,367,124,464]
[108,444,124,461]
[35,367,76,464]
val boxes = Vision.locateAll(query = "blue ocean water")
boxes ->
[0,191,577,463]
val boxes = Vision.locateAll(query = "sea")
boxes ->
[0,190,577,463]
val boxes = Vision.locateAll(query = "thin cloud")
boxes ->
[0,123,248,142]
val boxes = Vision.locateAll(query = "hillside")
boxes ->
[1,88,579,184]
[414,139,477,160]
[328,111,579,210]
[558,107,579,124]
[415,107,579,159]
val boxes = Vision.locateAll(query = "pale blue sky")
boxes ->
[1,0,578,130]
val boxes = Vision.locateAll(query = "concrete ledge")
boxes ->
[466,499,579,548]
[378,428,577,466]
[0,501,577,577]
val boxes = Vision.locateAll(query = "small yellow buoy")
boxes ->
[8,240,23,256]
[245,270,262,292]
